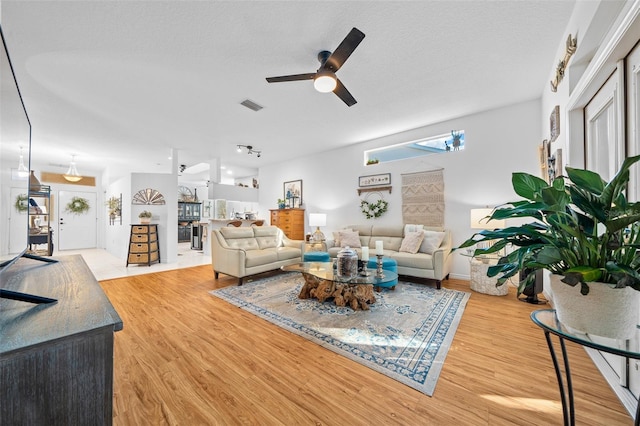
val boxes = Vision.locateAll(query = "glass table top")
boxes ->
[531,309,640,358]
[282,262,398,285]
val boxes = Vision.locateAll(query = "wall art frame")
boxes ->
[283,179,302,208]
[359,173,391,187]
[550,105,560,142]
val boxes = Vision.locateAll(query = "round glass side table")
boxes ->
[531,309,640,426]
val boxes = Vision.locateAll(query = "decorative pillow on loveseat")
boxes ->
[399,231,425,254]
[338,229,362,248]
[419,230,446,255]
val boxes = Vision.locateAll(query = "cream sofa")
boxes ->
[327,225,452,289]
[210,226,303,285]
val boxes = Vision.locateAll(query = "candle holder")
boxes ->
[375,255,385,279]
[360,261,371,276]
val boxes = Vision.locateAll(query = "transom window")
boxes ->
[364,130,465,165]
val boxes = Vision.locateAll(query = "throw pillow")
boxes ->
[339,230,362,248]
[332,228,353,247]
[419,230,446,255]
[399,231,425,254]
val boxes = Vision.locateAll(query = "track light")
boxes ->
[236,144,262,157]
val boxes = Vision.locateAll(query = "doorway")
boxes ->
[57,190,97,251]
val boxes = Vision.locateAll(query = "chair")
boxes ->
[227,220,243,227]
[251,220,264,227]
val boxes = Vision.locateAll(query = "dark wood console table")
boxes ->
[0,255,123,425]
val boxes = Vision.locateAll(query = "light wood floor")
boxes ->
[101,266,632,425]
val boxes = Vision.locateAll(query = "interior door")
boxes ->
[626,41,640,398]
[584,65,627,385]
[57,190,97,250]
[585,66,624,182]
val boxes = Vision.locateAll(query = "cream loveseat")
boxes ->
[211,226,303,285]
[327,225,452,289]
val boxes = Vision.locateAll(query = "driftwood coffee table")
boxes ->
[282,262,399,311]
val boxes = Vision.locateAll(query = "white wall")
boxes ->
[105,175,131,260]
[258,98,542,279]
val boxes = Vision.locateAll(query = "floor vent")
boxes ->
[240,99,263,112]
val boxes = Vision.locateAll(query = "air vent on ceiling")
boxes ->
[240,99,264,112]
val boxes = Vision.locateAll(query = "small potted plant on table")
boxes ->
[138,210,153,224]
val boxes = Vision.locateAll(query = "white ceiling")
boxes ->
[1,1,576,185]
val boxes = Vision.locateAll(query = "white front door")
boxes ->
[57,190,97,251]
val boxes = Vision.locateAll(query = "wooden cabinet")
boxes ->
[270,208,305,240]
[126,224,160,266]
[0,255,123,425]
[178,202,201,242]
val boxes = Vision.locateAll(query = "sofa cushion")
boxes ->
[399,231,425,254]
[419,230,446,255]
[391,251,434,269]
[219,227,255,239]
[277,246,301,261]
[226,238,260,251]
[339,230,362,248]
[245,249,278,268]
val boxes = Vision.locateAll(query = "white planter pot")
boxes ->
[550,274,640,339]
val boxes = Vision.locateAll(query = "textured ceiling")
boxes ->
[1,1,576,184]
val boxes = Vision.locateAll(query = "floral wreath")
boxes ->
[14,194,28,212]
[360,198,389,219]
[65,196,91,215]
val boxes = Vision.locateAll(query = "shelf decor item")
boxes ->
[138,210,153,224]
[457,155,640,339]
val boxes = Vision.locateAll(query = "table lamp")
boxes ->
[470,208,506,262]
[309,213,327,242]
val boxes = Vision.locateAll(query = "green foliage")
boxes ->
[138,210,152,218]
[65,196,90,215]
[457,155,640,296]
[360,199,388,219]
[14,194,28,212]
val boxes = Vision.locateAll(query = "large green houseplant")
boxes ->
[458,155,640,338]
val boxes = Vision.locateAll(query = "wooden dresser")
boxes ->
[270,208,305,240]
[126,224,160,266]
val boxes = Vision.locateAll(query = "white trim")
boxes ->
[585,347,637,419]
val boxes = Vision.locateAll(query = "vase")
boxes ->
[550,274,640,339]
[140,217,151,224]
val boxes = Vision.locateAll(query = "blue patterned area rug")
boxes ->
[210,272,470,396]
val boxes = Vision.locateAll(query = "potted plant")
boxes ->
[138,210,153,224]
[277,198,286,209]
[458,155,640,339]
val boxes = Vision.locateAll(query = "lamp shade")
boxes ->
[309,213,327,227]
[470,208,505,230]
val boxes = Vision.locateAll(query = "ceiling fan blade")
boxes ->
[333,79,357,107]
[266,73,315,83]
[324,27,365,72]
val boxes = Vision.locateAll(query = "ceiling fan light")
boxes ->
[314,72,337,93]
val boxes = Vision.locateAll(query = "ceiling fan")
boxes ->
[266,27,365,107]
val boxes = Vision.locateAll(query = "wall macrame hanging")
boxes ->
[401,169,445,227]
